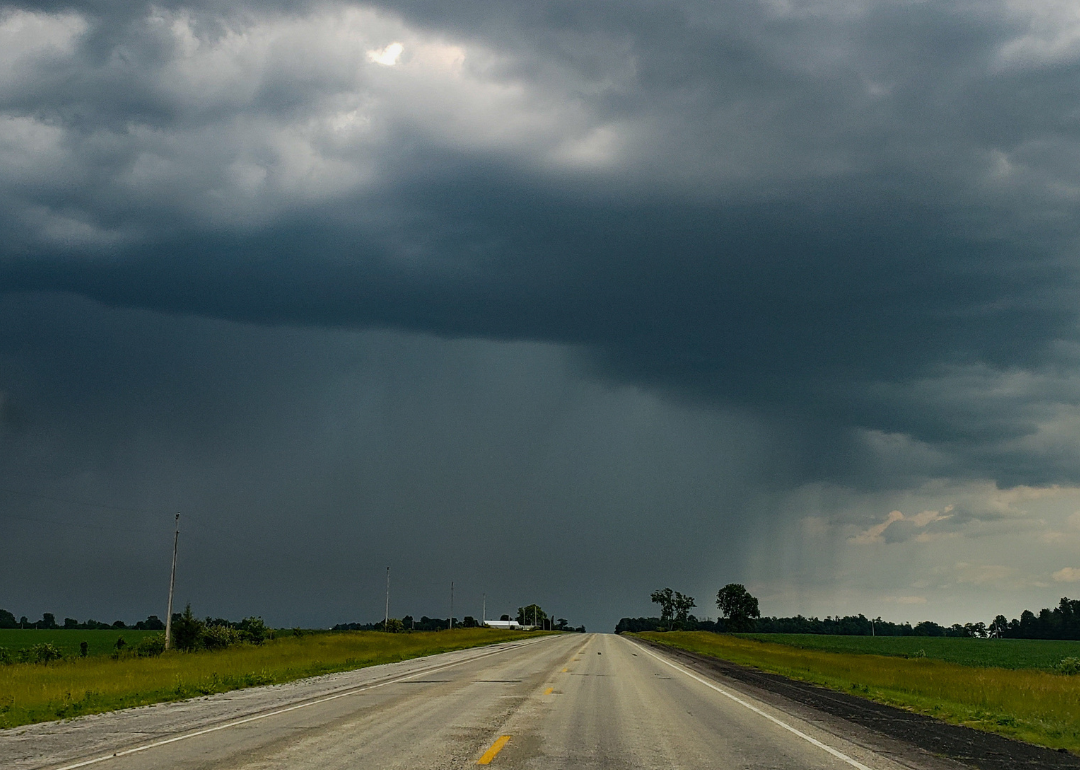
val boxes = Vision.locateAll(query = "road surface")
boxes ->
[6,633,962,770]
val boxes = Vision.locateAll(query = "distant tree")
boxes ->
[0,609,16,629]
[64,617,79,629]
[989,615,1009,638]
[716,584,760,632]
[112,620,127,629]
[650,588,675,630]
[913,621,946,637]
[172,604,205,651]
[517,605,547,626]
[462,616,479,628]
[39,613,58,630]
[135,615,165,631]
[500,614,510,622]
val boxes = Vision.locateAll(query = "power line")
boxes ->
[0,486,155,513]
[0,486,232,535]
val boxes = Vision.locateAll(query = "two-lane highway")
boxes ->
[6,633,953,770]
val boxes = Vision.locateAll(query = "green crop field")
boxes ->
[0,628,540,728]
[737,633,1080,670]
[0,629,160,658]
[634,631,1080,753]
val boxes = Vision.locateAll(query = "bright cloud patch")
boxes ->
[1054,567,1080,582]
[366,41,403,66]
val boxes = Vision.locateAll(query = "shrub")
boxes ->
[23,643,63,664]
[238,616,267,645]
[1056,657,1080,675]
[134,634,167,657]
[0,647,10,665]
[203,624,242,650]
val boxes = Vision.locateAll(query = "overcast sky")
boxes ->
[3,0,1080,632]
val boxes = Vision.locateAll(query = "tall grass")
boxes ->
[635,631,1080,752]
[0,629,531,728]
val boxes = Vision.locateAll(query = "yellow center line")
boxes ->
[477,735,511,765]
[544,687,554,695]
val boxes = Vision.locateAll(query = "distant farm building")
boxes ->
[483,620,534,630]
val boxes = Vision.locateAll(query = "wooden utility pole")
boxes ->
[449,581,454,630]
[164,514,179,650]
[384,567,390,629]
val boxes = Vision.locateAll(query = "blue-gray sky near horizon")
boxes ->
[3,0,1080,632]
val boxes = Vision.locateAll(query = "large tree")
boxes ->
[716,584,760,632]
[650,588,675,629]
[516,604,547,626]
[673,592,696,624]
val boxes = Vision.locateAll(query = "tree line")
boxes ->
[617,589,1080,640]
[332,604,584,633]
[0,608,165,631]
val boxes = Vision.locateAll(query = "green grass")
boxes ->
[634,631,1080,753]
[737,633,1080,670]
[0,629,160,658]
[0,628,541,728]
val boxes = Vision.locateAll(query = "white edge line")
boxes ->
[631,640,875,770]
[49,637,550,770]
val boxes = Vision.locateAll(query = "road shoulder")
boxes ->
[632,637,1080,770]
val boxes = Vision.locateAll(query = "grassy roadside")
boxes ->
[0,629,540,728]
[633,631,1080,753]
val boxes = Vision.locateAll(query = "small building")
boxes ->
[483,620,534,630]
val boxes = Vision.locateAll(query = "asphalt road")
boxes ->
[8,633,964,770]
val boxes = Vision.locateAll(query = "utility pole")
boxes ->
[164,513,180,650]
[482,593,486,626]
[384,566,390,629]
[449,581,454,630]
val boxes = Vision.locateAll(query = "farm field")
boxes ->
[0,629,160,658]
[737,633,1080,670]
[0,628,537,728]
[635,631,1080,753]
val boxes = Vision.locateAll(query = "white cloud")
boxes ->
[366,42,404,66]
[850,509,904,544]
[850,505,952,545]
[1053,567,1080,582]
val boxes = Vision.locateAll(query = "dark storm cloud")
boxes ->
[0,292,775,629]
[2,0,1080,490]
